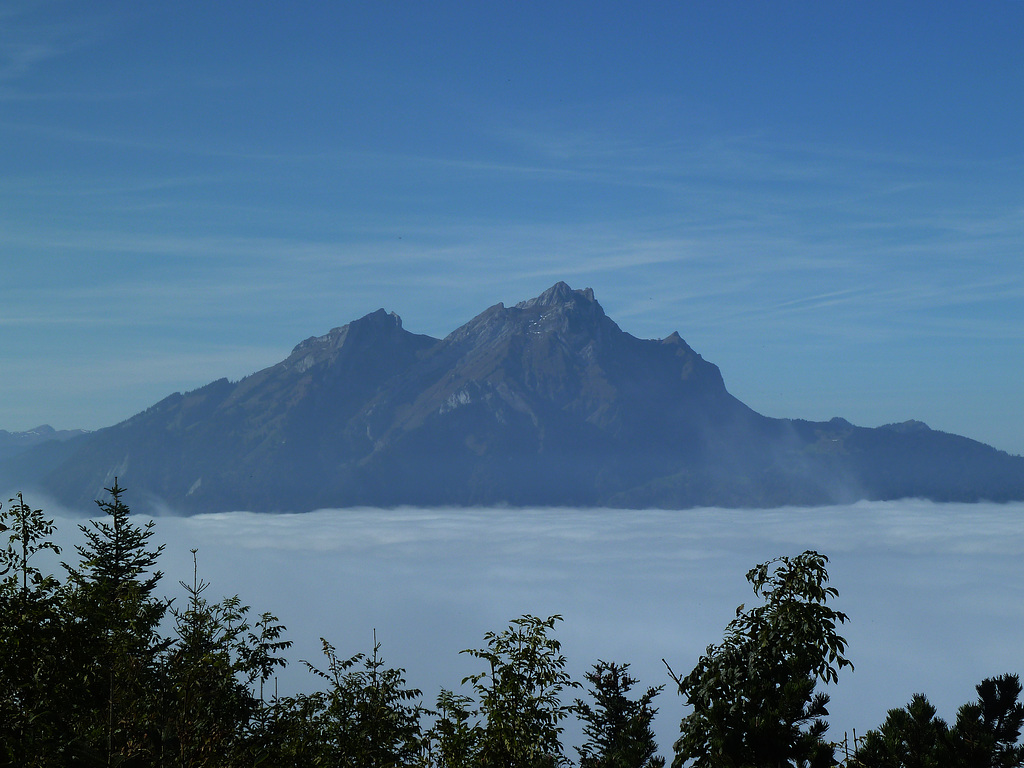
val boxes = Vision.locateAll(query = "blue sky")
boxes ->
[2,1,1023,454]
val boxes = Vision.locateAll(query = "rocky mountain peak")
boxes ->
[9,282,1023,514]
[514,281,597,311]
[290,309,406,357]
[512,282,613,339]
[444,283,611,350]
[347,308,404,336]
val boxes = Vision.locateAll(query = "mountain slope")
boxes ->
[4,283,1022,513]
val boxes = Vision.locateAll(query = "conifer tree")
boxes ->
[855,693,949,768]
[856,675,1024,768]
[575,660,665,768]
[63,479,170,764]
[953,674,1024,767]
[158,550,290,767]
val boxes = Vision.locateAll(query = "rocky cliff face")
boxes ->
[4,283,1023,513]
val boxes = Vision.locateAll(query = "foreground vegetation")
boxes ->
[2,484,1021,767]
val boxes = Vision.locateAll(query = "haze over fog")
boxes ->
[29,500,1024,756]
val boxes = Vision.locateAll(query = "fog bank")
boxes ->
[38,500,1024,756]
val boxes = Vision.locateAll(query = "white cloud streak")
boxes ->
[0,1,113,88]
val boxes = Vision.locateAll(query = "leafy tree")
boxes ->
[670,550,852,768]
[458,614,578,768]
[0,494,68,766]
[575,660,665,768]
[426,688,484,768]
[268,634,424,766]
[0,492,62,592]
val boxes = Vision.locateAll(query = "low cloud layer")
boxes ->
[37,500,1024,755]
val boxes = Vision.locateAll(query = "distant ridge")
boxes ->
[3,282,1023,513]
[0,425,90,462]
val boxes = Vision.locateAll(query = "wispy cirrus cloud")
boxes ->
[3,79,1022,446]
[0,1,114,88]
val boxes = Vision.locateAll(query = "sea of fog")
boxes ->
[29,500,1024,757]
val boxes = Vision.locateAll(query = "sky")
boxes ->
[1,1,1023,454]
[34,500,1024,756]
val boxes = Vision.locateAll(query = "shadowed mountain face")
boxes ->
[4,283,1023,513]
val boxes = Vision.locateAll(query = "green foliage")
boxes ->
[670,550,852,768]
[61,478,171,764]
[268,634,425,766]
[0,494,69,766]
[575,660,665,768]
[855,694,949,768]
[454,614,578,768]
[854,675,1024,768]
[0,492,61,592]
[6,488,1024,768]
[159,550,290,767]
[427,688,484,768]
[67,478,165,600]
[953,674,1024,767]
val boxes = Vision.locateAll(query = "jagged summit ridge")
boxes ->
[514,281,597,310]
[4,281,1023,513]
[445,282,609,348]
[291,308,408,356]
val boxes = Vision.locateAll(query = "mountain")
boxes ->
[3,282,1023,513]
[0,425,90,461]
